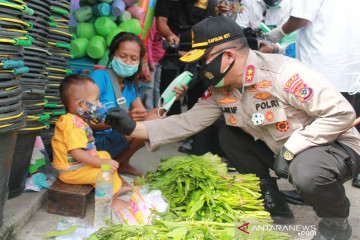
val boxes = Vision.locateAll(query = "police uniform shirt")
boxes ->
[144,50,360,156]
[155,0,217,47]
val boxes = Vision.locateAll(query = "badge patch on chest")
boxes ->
[257,80,272,89]
[228,114,237,125]
[222,88,233,95]
[249,84,258,92]
[265,111,275,122]
[252,113,265,125]
[218,96,237,105]
[254,91,271,100]
[244,65,255,83]
[276,121,289,132]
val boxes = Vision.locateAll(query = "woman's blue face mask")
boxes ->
[111,57,139,77]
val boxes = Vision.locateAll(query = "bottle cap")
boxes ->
[101,164,111,171]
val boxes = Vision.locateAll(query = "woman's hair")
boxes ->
[108,32,145,93]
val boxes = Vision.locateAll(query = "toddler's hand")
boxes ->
[102,159,119,173]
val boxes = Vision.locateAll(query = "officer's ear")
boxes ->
[223,49,236,64]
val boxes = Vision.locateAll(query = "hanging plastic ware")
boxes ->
[94,16,116,37]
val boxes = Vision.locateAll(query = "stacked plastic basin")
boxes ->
[39,0,73,157]
[7,0,52,199]
[0,0,34,227]
[44,0,73,124]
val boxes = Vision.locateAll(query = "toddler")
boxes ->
[52,74,129,210]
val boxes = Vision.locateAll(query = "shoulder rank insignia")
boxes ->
[257,80,272,89]
[254,91,271,100]
[276,121,289,132]
[218,96,237,105]
[244,65,255,83]
[228,115,237,125]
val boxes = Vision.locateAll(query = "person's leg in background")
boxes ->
[139,80,155,112]
[219,125,293,219]
[160,50,182,116]
[178,63,210,154]
[153,63,162,108]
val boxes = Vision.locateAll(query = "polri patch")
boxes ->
[255,99,279,110]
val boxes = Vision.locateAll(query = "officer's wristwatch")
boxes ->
[282,148,294,161]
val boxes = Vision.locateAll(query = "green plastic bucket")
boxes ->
[87,35,106,59]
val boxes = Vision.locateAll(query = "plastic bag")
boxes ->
[113,185,168,225]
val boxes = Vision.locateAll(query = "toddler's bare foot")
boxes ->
[114,176,133,196]
[118,163,145,177]
[111,198,130,211]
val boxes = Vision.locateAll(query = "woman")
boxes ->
[90,32,186,177]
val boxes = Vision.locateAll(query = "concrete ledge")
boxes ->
[0,189,47,240]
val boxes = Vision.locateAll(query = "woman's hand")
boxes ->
[128,108,147,121]
[174,83,188,101]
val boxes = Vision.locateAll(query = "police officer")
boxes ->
[155,0,217,115]
[106,16,360,240]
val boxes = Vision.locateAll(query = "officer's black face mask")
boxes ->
[197,50,235,87]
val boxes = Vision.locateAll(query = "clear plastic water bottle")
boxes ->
[94,164,114,228]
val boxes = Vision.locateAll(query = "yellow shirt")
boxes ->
[52,113,108,172]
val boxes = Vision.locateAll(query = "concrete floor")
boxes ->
[11,141,360,240]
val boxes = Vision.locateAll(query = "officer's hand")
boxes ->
[166,34,180,46]
[273,147,293,179]
[217,1,232,15]
[173,83,188,100]
[105,108,136,136]
[265,26,287,43]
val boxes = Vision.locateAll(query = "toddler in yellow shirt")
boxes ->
[51,74,129,210]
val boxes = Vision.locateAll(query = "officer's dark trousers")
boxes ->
[219,125,360,219]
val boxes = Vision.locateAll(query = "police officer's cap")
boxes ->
[180,16,245,63]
